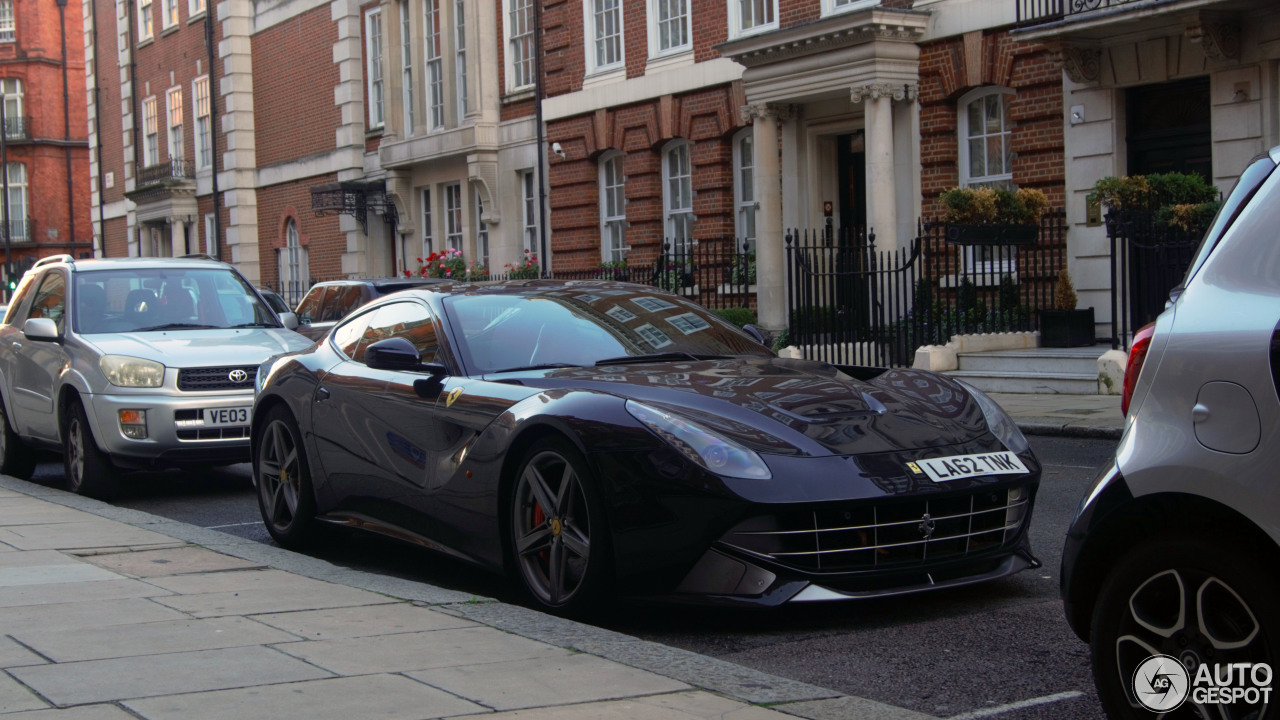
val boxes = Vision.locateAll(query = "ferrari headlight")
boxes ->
[625,400,772,480]
[99,355,165,388]
[956,379,1029,455]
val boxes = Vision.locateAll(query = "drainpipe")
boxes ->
[90,0,106,256]
[127,0,140,256]
[57,0,76,252]
[205,6,221,261]
[533,0,548,273]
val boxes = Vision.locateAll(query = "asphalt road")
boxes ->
[25,434,1116,720]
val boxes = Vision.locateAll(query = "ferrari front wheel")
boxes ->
[509,437,610,615]
[255,406,318,550]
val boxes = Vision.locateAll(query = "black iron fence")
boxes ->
[137,158,194,186]
[1105,209,1200,350]
[786,210,1069,367]
[1016,0,1147,27]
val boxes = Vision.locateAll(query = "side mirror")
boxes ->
[742,323,769,346]
[23,317,59,342]
[365,336,450,377]
[279,311,300,331]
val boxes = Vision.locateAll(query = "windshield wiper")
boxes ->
[135,323,218,331]
[490,362,585,373]
[594,352,729,366]
[229,322,277,329]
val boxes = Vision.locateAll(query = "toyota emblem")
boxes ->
[228,369,249,383]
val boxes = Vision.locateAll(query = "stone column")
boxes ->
[743,103,794,332]
[171,218,188,256]
[852,83,906,252]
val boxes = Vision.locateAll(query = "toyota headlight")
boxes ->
[956,379,1029,455]
[99,355,165,388]
[625,400,772,480]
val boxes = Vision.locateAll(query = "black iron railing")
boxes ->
[137,158,194,185]
[1105,209,1200,350]
[1017,0,1151,27]
[2,116,29,141]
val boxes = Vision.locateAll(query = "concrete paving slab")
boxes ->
[0,487,22,498]
[445,691,793,719]
[12,616,301,663]
[0,597,186,632]
[773,696,939,720]
[0,578,170,609]
[407,652,690,711]
[0,671,49,713]
[8,646,333,707]
[249,601,477,640]
[0,520,180,552]
[0,706,140,720]
[0,635,47,669]
[0,550,85,568]
[0,499,98,526]
[146,569,397,617]
[276,625,569,675]
[0,563,121,588]
[82,547,263,578]
[124,672,487,720]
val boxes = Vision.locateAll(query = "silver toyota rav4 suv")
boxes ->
[1062,148,1280,718]
[0,255,313,497]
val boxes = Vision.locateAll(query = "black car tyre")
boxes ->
[255,406,318,549]
[509,436,610,615]
[1090,533,1279,720]
[0,396,36,480]
[63,401,118,499]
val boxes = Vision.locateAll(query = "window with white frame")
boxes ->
[454,0,467,122]
[599,153,626,263]
[958,87,1017,276]
[1,79,22,141]
[166,87,183,161]
[520,170,537,254]
[194,76,211,169]
[189,0,205,18]
[138,0,153,40]
[728,0,775,38]
[444,183,463,251]
[958,87,1014,189]
[821,0,876,16]
[649,0,690,56]
[204,213,214,255]
[663,141,693,254]
[142,96,159,167]
[0,2,14,43]
[278,220,309,307]
[400,0,414,132]
[733,129,756,252]
[474,193,489,268]
[507,0,535,91]
[424,0,444,129]
[420,188,434,257]
[163,0,178,29]
[365,8,385,129]
[3,163,25,241]
[587,0,623,74]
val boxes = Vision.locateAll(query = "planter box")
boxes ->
[1039,308,1095,348]
[945,224,1038,246]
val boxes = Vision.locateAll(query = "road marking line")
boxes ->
[947,691,1085,719]
[206,521,263,529]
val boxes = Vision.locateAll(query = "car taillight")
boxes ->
[1121,322,1156,417]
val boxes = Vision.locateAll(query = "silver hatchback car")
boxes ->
[0,255,313,497]
[1062,148,1280,718]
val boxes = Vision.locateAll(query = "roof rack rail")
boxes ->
[32,255,75,269]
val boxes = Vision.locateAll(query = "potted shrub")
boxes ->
[595,259,630,281]
[938,186,1049,245]
[1088,172,1221,237]
[1039,269,1095,347]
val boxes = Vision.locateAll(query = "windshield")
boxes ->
[443,288,772,374]
[1182,154,1277,287]
[74,267,280,334]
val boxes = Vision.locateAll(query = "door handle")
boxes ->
[317,387,330,401]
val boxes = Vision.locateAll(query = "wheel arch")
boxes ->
[495,422,577,572]
[1067,491,1280,642]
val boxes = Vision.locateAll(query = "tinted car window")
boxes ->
[331,308,375,359]
[73,268,278,333]
[444,289,770,373]
[296,285,329,324]
[4,272,38,325]
[355,302,440,364]
[27,272,67,333]
[1184,155,1277,285]
[324,285,366,322]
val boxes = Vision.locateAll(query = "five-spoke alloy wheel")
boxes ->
[255,406,317,549]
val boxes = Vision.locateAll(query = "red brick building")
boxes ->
[0,0,91,278]
[542,0,1067,330]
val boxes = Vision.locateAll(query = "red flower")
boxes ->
[416,257,423,264]
[404,270,411,277]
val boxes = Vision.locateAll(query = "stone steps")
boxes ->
[945,346,1104,394]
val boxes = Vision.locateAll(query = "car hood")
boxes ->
[83,328,314,367]
[511,357,991,456]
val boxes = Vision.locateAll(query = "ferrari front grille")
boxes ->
[722,486,1029,573]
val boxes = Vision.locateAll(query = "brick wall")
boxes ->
[256,176,346,285]
[252,10,342,167]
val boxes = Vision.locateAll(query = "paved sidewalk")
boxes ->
[989,392,1125,439]
[0,476,931,720]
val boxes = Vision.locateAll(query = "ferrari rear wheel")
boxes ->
[510,437,610,614]
[255,406,318,549]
